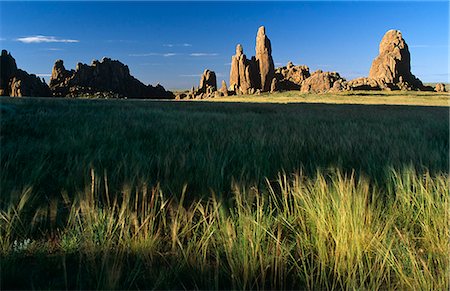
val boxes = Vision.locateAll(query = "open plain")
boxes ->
[1,92,449,289]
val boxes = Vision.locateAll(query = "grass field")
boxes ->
[206,90,449,106]
[1,92,449,289]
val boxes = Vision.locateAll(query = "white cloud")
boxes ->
[36,73,51,77]
[189,53,218,57]
[16,35,79,44]
[164,43,192,47]
[129,52,178,57]
[41,48,63,51]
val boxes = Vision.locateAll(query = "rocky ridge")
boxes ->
[186,27,439,98]
[49,58,173,99]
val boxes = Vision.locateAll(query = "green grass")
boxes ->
[206,90,449,106]
[0,95,449,289]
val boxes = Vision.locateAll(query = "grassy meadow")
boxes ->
[0,93,449,289]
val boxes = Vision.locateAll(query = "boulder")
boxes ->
[300,70,344,93]
[255,26,275,92]
[435,83,446,92]
[49,58,174,99]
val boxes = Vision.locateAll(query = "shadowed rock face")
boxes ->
[255,26,275,92]
[49,58,174,99]
[368,30,423,89]
[0,50,18,96]
[0,50,51,97]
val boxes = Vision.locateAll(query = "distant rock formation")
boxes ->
[229,44,259,94]
[199,69,217,93]
[0,50,17,96]
[255,26,275,92]
[0,50,51,97]
[49,58,174,99]
[300,70,344,93]
[176,69,230,100]
[435,83,446,92]
[227,26,274,95]
[368,30,423,89]
[273,62,310,91]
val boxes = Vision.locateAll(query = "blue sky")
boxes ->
[0,1,448,89]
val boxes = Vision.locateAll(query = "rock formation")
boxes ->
[368,30,424,90]
[49,58,174,99]
[229,44,258,94]
[177,69,230,99]
[273,62,310,91]
[219,80,229,96]
[0,50,51,97]
[300,70,344,93]
[198,69,217,93]
[255,26,275,92]
[435,83,446,92]
[227,26,275,95]
[0,50,18,96]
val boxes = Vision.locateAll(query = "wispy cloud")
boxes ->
[16,35,79,44]
[129,52,178,57]
[224,62,231,66]
[106,39,137,43]
[189,53,218,57]
[164,43,192,47]
[36,73,51,77]
[0,38,6,41]
[41,48,64,51]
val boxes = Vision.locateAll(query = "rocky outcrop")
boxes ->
[219,80,229,96]
[9,70,52,97]
[229,44,258,94]
[177,70,230,100]
[435,83,446,92]
[0,50,51,97]
[227,26,274,95]
[273,62,310,91]
[255,26,275,92]
[198,69,217,93]
[368,30,424,90]
[300,70,344,93]
[0,50,18,96]
[49,58,174,99]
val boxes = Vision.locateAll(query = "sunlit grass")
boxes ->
[204,90,450,106]
[1,169,448,289]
